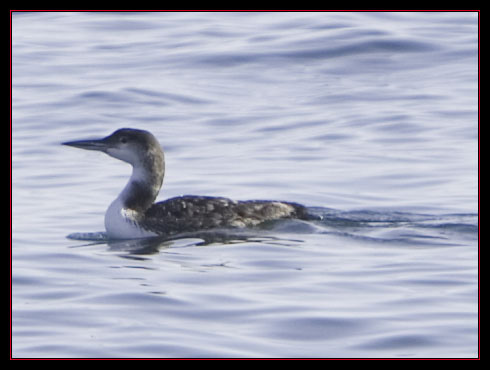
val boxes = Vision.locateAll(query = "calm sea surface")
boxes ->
[12,11,478,358]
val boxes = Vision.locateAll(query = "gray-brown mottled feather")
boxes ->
[142,195,309,236]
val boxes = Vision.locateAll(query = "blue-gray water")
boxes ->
[12,12,478,358]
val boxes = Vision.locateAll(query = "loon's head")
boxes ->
[62,128,164,169]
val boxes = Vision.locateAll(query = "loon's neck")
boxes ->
[119,141,165,212]
[105,148,165,239]
[122,168,161,210]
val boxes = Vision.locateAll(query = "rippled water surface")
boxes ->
[12,11,478,358]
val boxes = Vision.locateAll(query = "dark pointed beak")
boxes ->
[62,137,109,152]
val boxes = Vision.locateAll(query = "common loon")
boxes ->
[63,128,310,239]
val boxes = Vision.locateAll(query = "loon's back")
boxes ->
[142,195,310,236]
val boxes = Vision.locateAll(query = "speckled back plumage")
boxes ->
[142,195,310,236]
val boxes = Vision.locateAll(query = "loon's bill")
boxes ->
[63,128,310,239]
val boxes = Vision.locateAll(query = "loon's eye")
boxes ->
[120,137,128,144]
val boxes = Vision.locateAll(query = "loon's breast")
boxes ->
[105,197,158,239]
